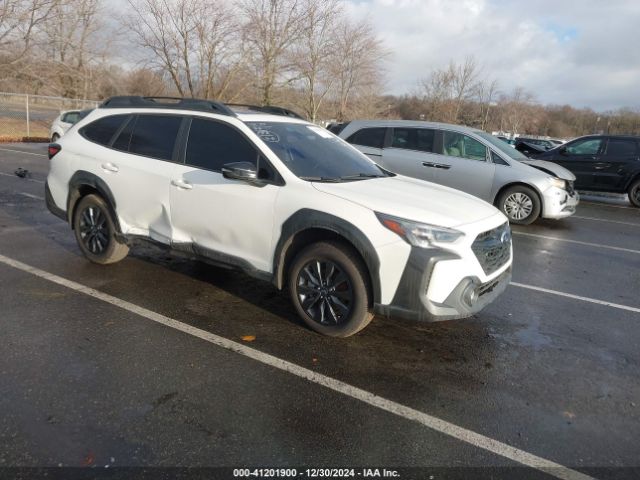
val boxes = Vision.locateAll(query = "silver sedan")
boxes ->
[338,120,579,225]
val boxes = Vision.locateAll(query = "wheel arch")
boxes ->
[273,209,381,305]
[67,171,121,233]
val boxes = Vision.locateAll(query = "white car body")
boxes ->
[49,110,91,141]
[46,99,513,332]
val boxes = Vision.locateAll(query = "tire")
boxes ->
[73,194,129,264]
[51,133,60,142]
[497,185,541,225]
[288,241,373,337]
[628,178,640,208]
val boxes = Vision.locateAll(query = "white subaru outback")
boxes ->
[45,96,513,337]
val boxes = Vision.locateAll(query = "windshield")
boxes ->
[475,131,529,161]
[246,121,388,181]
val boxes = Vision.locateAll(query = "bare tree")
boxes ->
[331,17,386,121]
[241,0,306,106]
[0,0,56,70]
[475,77,499,130]
[125,0,245,100]
[449,56,480,123]
[290,0,340,121]
[38,0,102,98]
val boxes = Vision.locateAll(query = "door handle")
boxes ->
[422,162,437,168]
[171,179,193,190]
[593,163,610,170]
[101,163,119,173]
[435,164,451,170]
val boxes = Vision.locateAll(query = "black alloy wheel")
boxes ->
[79,204,110,255]
[73,194,129,264]
[288,241,373,337]
[296,259,353,325]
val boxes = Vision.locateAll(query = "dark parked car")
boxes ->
[533,135,640,207]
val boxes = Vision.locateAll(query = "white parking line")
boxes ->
[512,231,640,255]
[572,216,640,227]
[511,282,640,314]
[0,253,593,480]
[0,171,45,184]
[19,192,45,201]
[0,147,47,157]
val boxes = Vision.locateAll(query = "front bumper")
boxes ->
[542,186,580,219]
[373,245,512,322]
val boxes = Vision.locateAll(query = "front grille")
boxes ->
[471,223,511,276]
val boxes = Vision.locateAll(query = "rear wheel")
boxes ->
[498,185,541,225]
[73,194,129,264]
[628,178,640,207]
[51,133,60,142]
[288,241,373,337]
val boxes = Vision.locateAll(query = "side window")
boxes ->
[605,139,637,156]
[566,138,602,155]
[81,115,128,146]
[128,115,182,161]
[443,132,487,161]
[345,127,386,149]
[112,116,136,152]
[491,151,509,166]
[391,128,435,153]
[186,118,258,172]
[63,112,80,124]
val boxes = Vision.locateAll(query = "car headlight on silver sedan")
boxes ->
[549,177,567,190]
[376,212,464,248]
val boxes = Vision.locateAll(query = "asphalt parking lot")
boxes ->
[0,143,639,480]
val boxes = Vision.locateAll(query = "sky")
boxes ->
[343,0,640,111]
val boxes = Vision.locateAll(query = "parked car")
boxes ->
[533,135,640,207]
[338,120,579,225]
[45,96,513,337]
[496,136,516,147]
[516,137,556,150]
[49,109,93,142]
[514,139,548,157]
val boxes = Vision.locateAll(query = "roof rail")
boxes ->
[226,103,304,120]
[99,96,236,117]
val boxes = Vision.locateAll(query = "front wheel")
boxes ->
[497,186,541,225]
[628,178,640,207]
[288,241,373,337]
[73,194,129,264]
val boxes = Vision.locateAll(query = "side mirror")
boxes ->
[559,146,568,156]
[222,162,258,183]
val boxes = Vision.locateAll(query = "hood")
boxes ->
[520,159,576,181]
[312,176,502,228]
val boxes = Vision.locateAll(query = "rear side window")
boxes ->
[112,116,135,152]
[391,128,435,152]
[346,127,386,149]
[186,118,257,171]
[128,115,182,161]
[81,115,128,146]
[443,131,487,161]
[605,139,637,156]
[62,112,81,124]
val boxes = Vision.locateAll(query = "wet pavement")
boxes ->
[0,143,639,479]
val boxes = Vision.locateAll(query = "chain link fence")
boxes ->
[0,92,100,141]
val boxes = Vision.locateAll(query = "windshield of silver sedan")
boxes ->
[246,122,389,182]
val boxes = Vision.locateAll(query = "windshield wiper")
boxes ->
[299,176,343,182]
[338,173,386,180]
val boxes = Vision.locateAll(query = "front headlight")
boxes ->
[549,177,567,190]
[376,212,464,248]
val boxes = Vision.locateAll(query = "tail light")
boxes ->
[48,143,61,159]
